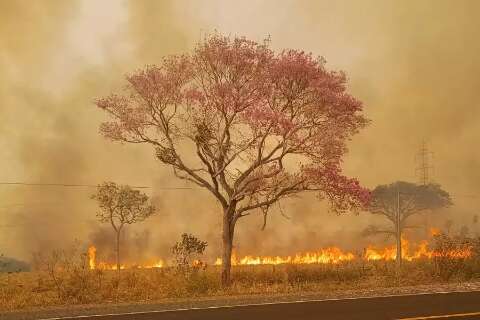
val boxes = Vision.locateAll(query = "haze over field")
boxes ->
[1,0,479,262]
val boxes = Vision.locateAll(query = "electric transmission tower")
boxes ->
[415,140,434,185]
[415,140,435,237]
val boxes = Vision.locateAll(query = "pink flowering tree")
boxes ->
[96,34,370,286]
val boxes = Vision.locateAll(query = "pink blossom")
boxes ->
[95,33,370,213]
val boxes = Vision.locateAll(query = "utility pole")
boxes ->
[415,140,434,185]
[396,186,402,272]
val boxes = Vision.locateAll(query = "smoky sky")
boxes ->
[1,0,479,261]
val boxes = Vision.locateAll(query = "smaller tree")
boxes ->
[91,182,155,272]
[365,181,452,269]
[172,233,207,272]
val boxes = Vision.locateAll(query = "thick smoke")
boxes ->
[1,0,479,263]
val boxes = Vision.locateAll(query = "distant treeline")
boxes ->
[0,256,30,272]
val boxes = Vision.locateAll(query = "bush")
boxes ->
[171,233,207,275]
[33,242,103,304]
[432,233,474,280]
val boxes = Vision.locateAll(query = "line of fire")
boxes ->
[86,228,472,271]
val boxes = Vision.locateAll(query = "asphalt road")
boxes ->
[40,291,480,320]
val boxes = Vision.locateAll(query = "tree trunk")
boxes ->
[116,229,121,273]
[221,208,235,287]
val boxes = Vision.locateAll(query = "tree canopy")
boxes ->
[368,181,452,227]
[92,182,155,229]
[96,34,370,217]
[365,181,452,267]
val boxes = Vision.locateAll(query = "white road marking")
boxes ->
[397,311,480,319]
[37,288,480,320]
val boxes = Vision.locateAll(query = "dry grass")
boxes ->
[2,235,479,312]
[2,259,480,312]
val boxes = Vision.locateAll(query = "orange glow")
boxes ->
[88,245,96,269]
[215,237,472,266]
[214,247,355,266]
[363,237,472,262]
[89,236,473,270]
[139,260,165,269]
[87,245,164,270]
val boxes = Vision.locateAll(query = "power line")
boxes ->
[0,182,149,188]
[0,182,195,190]
[0,182,477,200]
[0,202,67,209]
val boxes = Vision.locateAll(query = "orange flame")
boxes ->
[138,260,165,269]
[88,246,96,269]
[363,237,472,261]
[88,235,473,270]
[215,237,472,266]
[214,247,355,266]
[87,245,164,270]
[430,227,441,236]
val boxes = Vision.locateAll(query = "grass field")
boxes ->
[2,255,480,312]
[1,233,478,312]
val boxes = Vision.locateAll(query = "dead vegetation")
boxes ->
[1,234,479,312]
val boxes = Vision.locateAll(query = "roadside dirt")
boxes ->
[3,281,480,320]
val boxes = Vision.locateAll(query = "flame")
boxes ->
[88,246,96,269]
[87,245,164,270]
[364,245,396,261]
[364,237,472,261]
[430,227,441,236]
[138,260,165,269]
[88,234,473,270]
[364,237,412,261]
[215,237,472,266]
[214,247,355,266]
